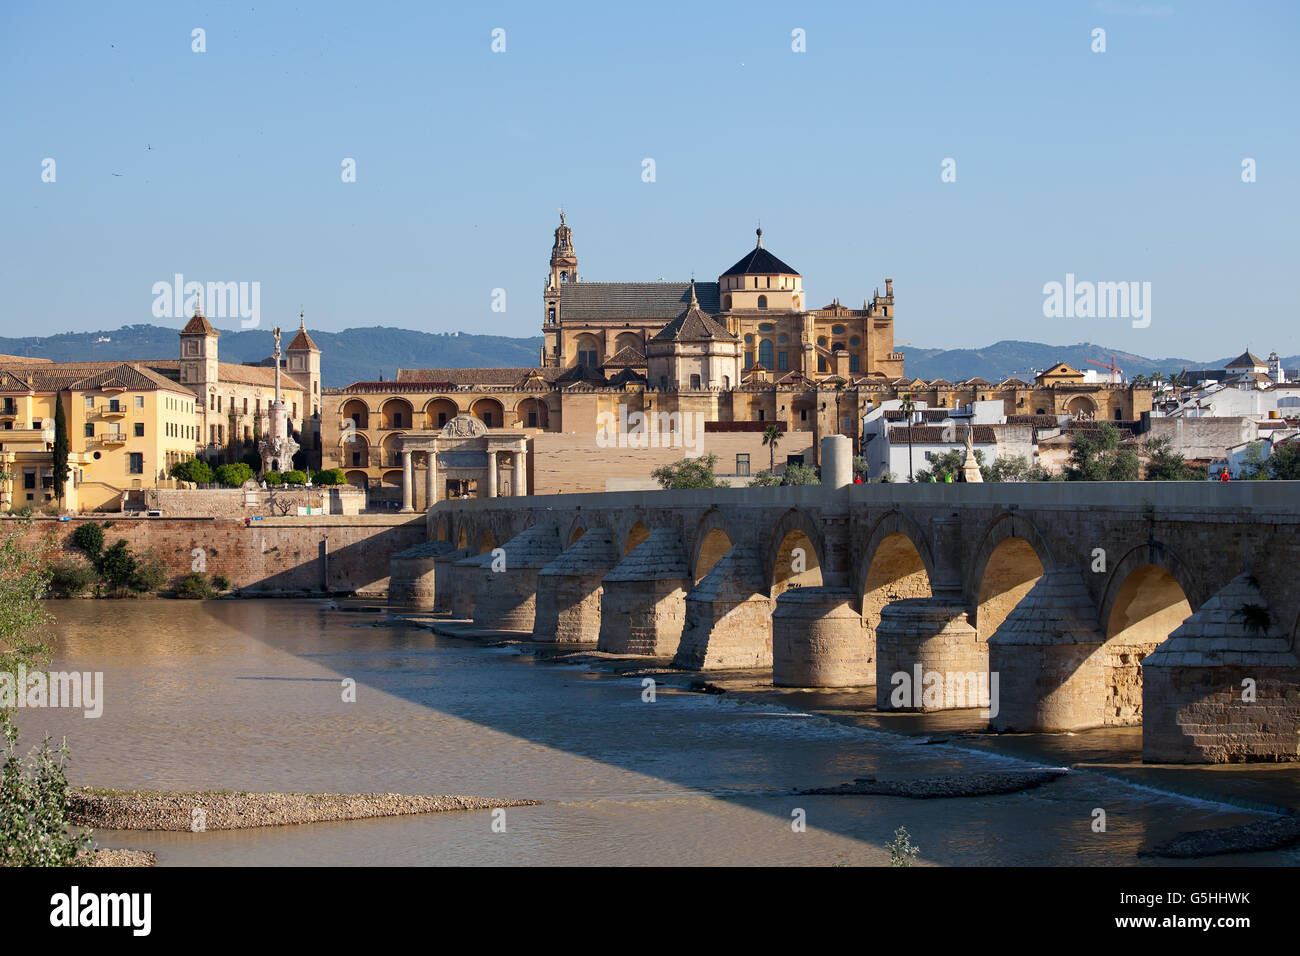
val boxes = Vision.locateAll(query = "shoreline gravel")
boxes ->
[70,789,539,831]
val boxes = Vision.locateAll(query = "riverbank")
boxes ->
[70,789,539,831]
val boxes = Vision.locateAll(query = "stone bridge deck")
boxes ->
[394,477,1300,764]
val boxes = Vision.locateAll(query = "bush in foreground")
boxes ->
[174,572,215,600]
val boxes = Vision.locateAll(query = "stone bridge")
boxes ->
[392,444,1300,764]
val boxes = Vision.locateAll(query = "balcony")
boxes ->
[0,405,17,420]
[98,432,127,447]
[100,403,128,419]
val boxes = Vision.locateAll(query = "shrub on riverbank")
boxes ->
[71,522,103,560]
[214,462,254,488]
[48,558,97,597]
[281,470,308,486]
[174,572,216,600]
[0,523,94,865]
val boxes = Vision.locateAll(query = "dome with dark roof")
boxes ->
[720,229,799,278]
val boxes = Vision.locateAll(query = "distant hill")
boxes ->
[0,325,1290,389]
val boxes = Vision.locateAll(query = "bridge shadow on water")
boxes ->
[175,598,1296,866]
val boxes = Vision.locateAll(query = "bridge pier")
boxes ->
[432,547,474,614]
[674,547,772,670]
[597,528,690,656]
[1143,575,1300,763]
[772,586,870,686]
[534,529,618,644]
[388,540,456,609]
[986,570,1107,731]
[450,550,493,620]
[875,600,985,711]
[472,526,562,632]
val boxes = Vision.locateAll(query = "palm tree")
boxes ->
[900,393,917,482]
[762,423,784,474]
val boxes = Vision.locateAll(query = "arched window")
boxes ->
[759,339,774,368]
[547,308,555,321]
[757,295,768,310]
[560,270,568,283]
[690,374,701,389]
[744,334,754,344]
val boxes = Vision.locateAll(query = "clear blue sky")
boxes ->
[1,1,1296,360]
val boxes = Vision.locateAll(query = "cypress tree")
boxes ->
[52,391,70,506]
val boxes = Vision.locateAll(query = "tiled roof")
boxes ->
[889,425,997,443]
[181,313,219,336]
[145,359,308,391]
[554,364,608,387]
[1226,350,1265,368]
[998,378,1031,387]
[608,368,648,387]
[602,345,647,368]
[720,235,799,277]
[649,296,736,343]
[557,281,721,320]
[0,360,191,394]
[287,327,319,351]
[393,367,558,386]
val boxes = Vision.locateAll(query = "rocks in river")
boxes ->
[795,769,1068,799]
[1141,815,1300,858]
[69,790,539,831]
[78,848,158,867]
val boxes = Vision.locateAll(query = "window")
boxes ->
[832,325,845,335]
[759,340,774,368]
[84,396,94,409]
[817,336,828,347]
[849,336,860,347]
[134,395,144,408]
[437,412,448,427]
[757,295,768,310]
[723,296,731,310]
[84,423,94,438]
[1114,409,1122,420]
[548,308,556,321]
[578,350,598,367]
[23,471,35,489]
[352,451,362,466]
[528,411,537,427]
[689,374,701,389]
[243,398,249,413]
[778,351,789,371]
[722,376,730,389]
[778,333,788,343]
[818,356,827,372]
[736,453,750,476]
[759,323,774,332]
[128,453,143,475]
[744,352,754,369]
[393,412,404,428]
[134,422,144,437]
[758,409,766,421]
[850,355,860,373]
[800,409,807,422]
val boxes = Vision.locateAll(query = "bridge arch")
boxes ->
[621,519,650,557]
[564,517,589,546]
[1097,543,1199,726]
[690,509,737,583]
[765,507,825,596]
[967,512,1054,639]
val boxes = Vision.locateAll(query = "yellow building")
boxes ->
[0,360,199,511]
[0,310,325,512]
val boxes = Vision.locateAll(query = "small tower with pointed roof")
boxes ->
[286,310,322,416]
[548,210,578,290]
[178,300,219,391]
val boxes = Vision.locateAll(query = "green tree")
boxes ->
[71,522,104,560]
[852,456,869,481]
[1237,441,1271,480]
[1065,422,1139,481]
[1142,435,1199,481]
[98,540,136,591]
[915,449,986,483]
[0,525,93,865]
[651,454,723,490]
[1267,442,1300,480]
[982,454,1030,482]
[214,462,254,487]
[281,470,308,485]
[51,393,69,507]
[747,469,781,488]
[762,424,784,473]
[170,457,213,484]
[781,462,821,485]
[312,468,346,486]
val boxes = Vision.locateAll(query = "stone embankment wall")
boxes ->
[11,514,423,596]
[148,487,365,518]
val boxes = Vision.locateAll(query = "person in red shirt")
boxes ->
[1220,469,1230,482]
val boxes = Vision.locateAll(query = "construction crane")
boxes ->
[1087,355,1123,384]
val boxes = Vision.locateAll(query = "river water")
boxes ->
[14,599,1296,866]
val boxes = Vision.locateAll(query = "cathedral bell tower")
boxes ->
[548,211,578,290]
[543,211,577,367]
